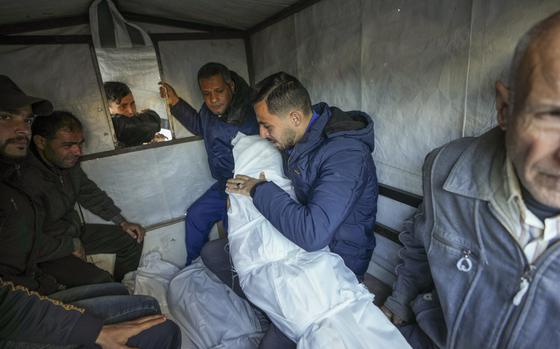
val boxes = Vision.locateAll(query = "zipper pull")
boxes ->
[59,175,64,185]
[513,265,535,306]
[10,198,18,210]
[456,249,473,272]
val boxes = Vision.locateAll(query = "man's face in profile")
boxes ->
[108,93,137,118]
[506,38,560,208]
[199,74,234,115]
[0,106,33,160]
[254,100,297,151]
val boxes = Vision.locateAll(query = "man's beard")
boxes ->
[0,136,29,163]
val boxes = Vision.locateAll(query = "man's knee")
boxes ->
[200,238,228,268]
[90,268,114,284]
[259,324,295,349]
[127,319,182,349]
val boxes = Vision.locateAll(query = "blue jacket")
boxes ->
[253,103,378,278]
[384,128,560,348]
[171,72,259,187]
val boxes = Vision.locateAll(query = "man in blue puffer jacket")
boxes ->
[209,72,378,348]
[228,72,378,279]
[160,63,258,266]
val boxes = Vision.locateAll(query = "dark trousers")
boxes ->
[185,182,228,265]
[39,224,142,287]
[200,238,296,349]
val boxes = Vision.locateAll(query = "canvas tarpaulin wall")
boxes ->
[250,0,560,196]
[249,0,560,283]
[0,44,115,154]
[80,140,215,228]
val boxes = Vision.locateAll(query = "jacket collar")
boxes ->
[287,102,332,161]
[443,127,507,202]
[27,146,65,178]
[0,157,20,182]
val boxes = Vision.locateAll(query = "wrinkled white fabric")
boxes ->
[133,251,180,314]
[168,258,265,349]
[228,134,410,348]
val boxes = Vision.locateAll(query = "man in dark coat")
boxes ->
[0,74,181,349]
[22,111,145,286]
[160,62,259,265]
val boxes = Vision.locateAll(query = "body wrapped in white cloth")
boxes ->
[227,134,410,348]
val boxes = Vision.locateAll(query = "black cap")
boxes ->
[0,75,53,115]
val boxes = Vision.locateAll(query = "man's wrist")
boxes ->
[250,181,267,198]
[111,214,126,225]
[72,238,83,251]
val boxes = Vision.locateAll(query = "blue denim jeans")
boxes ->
[50,282,160,324]
[2,282,181,348]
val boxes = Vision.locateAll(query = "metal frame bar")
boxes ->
[379,183,423,208]
[248,0,324,34]
[120,11,244,34]
[0,35,92,45]
[80,136,202,162]
[244,36,255,86]
[375,222,402,245]
[0,15,89,35]
[150,32,245,42]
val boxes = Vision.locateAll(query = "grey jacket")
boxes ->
[384,127,560,349]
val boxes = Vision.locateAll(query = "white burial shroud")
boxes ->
[227,134,410,348]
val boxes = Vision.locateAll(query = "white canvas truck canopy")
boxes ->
[1,0,559,343]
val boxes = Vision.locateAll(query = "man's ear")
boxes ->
[495,80,510,130]
[288,110,303,127]
[33,134,46,151]
[228,80,236,94]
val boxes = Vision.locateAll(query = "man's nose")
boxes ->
[125,106,134,116]
[259,126,268,139]
[14,118,31,136]
[72,144,82,156]
[210,92,218,103]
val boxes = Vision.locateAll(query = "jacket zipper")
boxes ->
[487,203,529,349]
[500,240,560,348]
[512,264,535,306]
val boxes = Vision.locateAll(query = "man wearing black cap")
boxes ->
[0,75,182,348]
[0,74,56,293]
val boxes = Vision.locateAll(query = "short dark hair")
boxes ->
[197,62,232,84]
[252,72,312,116]
[103,81,132,104]
[32,110,83,139]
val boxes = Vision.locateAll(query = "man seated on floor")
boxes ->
[21,111,145,287]
[381,10,560,349]
[0,74,181,349]
[104,81,165,147]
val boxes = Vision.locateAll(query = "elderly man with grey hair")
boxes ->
[381,10,560,349]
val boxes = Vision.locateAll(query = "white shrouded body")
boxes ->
[227,134,410,348]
